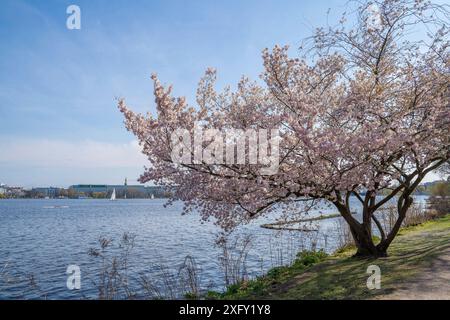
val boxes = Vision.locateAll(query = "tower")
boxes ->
[124,177,128,199]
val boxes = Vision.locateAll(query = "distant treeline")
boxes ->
[1,181,448,199]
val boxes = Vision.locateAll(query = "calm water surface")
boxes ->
[0,197,427,299]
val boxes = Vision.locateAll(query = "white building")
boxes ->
[0,184,25,197]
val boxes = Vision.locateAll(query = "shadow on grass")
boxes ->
[222,214,450,300]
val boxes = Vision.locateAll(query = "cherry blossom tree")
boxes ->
[119,0,449,257]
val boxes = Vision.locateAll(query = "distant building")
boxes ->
[69,184,109,194]
[68,184,168,198]
[31,187,60,198]
[0,183,6,195]
[3,186,26,198]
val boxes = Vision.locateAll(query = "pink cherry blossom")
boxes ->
[119,0,449,257]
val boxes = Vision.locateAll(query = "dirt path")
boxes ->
[377,242,450,300]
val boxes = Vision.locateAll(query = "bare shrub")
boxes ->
[138,259,179,299]
[178,256,202,299]
[428,182,450,215]
[334,219,354,252]
[376,202,438,234]
[265,227,322,268]
[138,254,205,299]
[88,232,137,300]
[403,203,438,227]
[216,234,252,286]
[428,197,450,216]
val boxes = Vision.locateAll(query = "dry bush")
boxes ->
[376,202,438,233]
[88,232,137,299]
[177,256,202,299]
[88,232,206,300]
[216,234,252,286]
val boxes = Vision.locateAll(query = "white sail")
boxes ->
[110,188,116,201]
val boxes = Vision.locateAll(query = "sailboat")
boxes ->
[110,188,117,201]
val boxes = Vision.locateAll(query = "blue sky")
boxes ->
[0,0,441,187]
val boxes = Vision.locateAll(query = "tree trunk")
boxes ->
[349,224,388,257]
[335,201,388,258]
[334,167,440,258]
[337,194,414,258]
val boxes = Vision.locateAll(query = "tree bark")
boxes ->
[335,193,416,257]
[349,223,388,257]
[334,201,387,257]
[333,161,447,258]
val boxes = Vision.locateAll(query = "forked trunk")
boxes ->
[339,194,413,258]
[349,225,387,258]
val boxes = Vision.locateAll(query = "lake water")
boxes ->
[0,196,428,299]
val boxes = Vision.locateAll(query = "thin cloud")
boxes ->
[0,138,147,168]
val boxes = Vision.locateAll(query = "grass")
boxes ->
[212,214,450,300]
